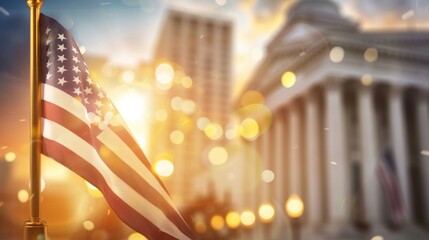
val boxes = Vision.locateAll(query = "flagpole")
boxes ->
[24,0,47,239]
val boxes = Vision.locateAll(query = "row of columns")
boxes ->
[243,80,429,235]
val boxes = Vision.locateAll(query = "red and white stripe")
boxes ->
[41,83,194,240]
[377,157,404,224]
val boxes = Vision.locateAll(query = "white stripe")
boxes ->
[42,118,191,240]
[97,127,183,217]
[42,81,183,220]
[42,83,89,125]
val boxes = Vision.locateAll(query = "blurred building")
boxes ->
[151,9,233,207]
[237,0,429,239]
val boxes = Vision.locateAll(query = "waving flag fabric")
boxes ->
[40,14,195,240]
[377,148,404,225]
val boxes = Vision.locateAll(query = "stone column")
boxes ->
[324,80,349,223]
[274,111,285,209]
[245,140,258,240]
[247,132,263,240]
[261,130,271,203]
[388,85,412,221]
[416,90,429,225]
[358,85,382,223]
[306,91,322,226]
[289,103,302,196]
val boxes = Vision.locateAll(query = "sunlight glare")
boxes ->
[155,160,174,177]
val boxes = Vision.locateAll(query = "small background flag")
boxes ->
[377,148,404,225]
[40,14,195,240]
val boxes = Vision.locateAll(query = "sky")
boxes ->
[0,0,428,149]
[2,0,429,93]
[0,4,421,146]
[1,0,428,142]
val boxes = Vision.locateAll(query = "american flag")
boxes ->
[40,14,195,240]
[377,148,404,225]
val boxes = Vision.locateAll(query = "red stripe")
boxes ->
[42,138,194,240]
[377,163,403,222]
[42,100,93,143]
[41,101,194,238]
[109,125,170,194]
[93,140,194,237]
[41,102,192,234]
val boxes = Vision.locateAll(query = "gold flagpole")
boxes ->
[24,0,47,239]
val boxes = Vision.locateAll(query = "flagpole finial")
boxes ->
[26,0,43,8]
[25,0,47,239]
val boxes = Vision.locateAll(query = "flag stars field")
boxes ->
[57,33,66,41]
[73,88,82,96]
[45,37,52,46]
[57,65,67,74]
[57,54,67,62]
[84,87,92,95]
[72,46,78,54]
[73,76,81,84]
[57,77,67,86]
[72,56,80,63]
[57,43,67,52]
[72,65,81,73]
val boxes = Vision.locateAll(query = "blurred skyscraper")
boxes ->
[236,0,429,239]
[151,9,233,207]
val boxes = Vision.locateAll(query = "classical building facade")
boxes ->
[238,0,429,239]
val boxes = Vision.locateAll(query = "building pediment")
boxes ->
[280,23,322,45]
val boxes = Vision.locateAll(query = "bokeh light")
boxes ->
[155,160,174,177]
[225,126,239,140]
[364,48,378,62]
[261,170,275,183]
[156,80,172,91]
[155,109,168,122]
[258,203,275,222]
[204,123,223,140]
[240,210,255,227]
[181,76,193,88]
[240,90,264,106]
[4,152,16,162]
[281,71,296,88]
[194,221,207,234]
[210,215,225,231]
[79,45,86,54]
[239,118,259,140]
[17,189,29,203]
[170,130,185,144]
[83,220,95,231]
[197,117,211,130]
[208,147,228,166]
[171,97,182,111]
[225,211,241,229]
[128,232,148,240]
[181,99,196,114]
[371,235,384,240]
[330,46,345,63]
[361,74,373,86]
[215,0,227,7]
[285,194,304,218]
[121,70,135,83]
[236,104,272,137]
[156,63,174,85]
